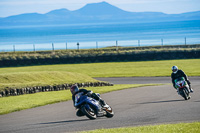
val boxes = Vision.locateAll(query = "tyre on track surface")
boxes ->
[105,106,114,118]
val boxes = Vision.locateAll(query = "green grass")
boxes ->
[0,59,199,77]
[0,71,98,90]
[0,84,159,115]
[0,59,199,91]
[80,122,200,133]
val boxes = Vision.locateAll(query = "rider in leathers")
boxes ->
[70,84,107,117]
[171,66,193,93]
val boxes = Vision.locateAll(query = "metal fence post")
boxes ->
[138,40,140,47]
[96,41,98,49]
[52,43,54,51]
[185,37,187,45]
[116,40,118,51]
[33,44,35,52]
[13,45,15,52]
[77,42,79,50]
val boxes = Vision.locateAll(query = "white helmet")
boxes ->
[172,66,178,74]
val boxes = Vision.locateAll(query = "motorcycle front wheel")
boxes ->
[105,106,114,118]
[81,104,96,120]
[180,88,190,100]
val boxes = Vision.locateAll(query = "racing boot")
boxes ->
[76,109,85,117]
[190,88,194,93]
[100,99,109,109]
[189,84,193,93]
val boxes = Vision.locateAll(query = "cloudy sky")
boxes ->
[0,0,200,17]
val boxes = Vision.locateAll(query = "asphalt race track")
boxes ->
[0,77,199,133]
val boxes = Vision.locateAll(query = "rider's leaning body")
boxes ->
[171,66,193,92]
[70,85,107,116]
[72,88,91,105]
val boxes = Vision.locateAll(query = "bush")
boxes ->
[0,44,200,67]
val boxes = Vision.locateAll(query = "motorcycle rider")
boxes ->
[70,84,107,117]
[171,66,193,93]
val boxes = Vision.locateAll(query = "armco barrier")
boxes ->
[0,82,113,97]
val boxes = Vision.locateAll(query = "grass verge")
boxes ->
[0,59,199,77]
[0,84,160,115]
[80,122,200,133]
[0,71,98,91]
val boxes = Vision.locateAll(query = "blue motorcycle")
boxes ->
[74,92,114,120]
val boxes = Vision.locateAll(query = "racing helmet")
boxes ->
[172,66,178,74]
[70,85,79,95]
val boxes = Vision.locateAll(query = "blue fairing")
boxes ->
[75,95,100,111]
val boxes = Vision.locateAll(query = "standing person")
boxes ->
[171,66,193,93]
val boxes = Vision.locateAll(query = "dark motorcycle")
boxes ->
[74,92,114,120]
[174,77,191,100]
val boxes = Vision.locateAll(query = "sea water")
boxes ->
[0,20,200,51]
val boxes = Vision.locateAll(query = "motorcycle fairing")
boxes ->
[174,77,187,89]
[75,92,101,112]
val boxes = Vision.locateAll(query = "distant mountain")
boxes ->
[73,2,132,16]
[0,2,200,26]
